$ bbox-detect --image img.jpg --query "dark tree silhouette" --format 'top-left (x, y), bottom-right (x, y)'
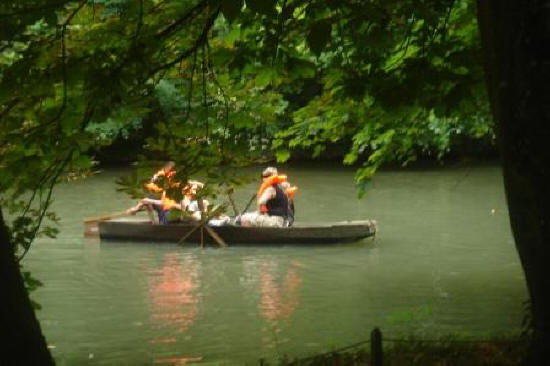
top-left (477, 1), bottom-right (550, 364)
top-left (0, 209), bottom-right (54, 365)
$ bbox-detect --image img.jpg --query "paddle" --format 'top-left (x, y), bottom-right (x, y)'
top-left (83, 210), bottom-right (130, 223)
top-left (234, 193), bottom-right (257, 225)
top-left (83, 210), bottom-right (131, 237)
top-left (242, 192), bottom-right (257, 213)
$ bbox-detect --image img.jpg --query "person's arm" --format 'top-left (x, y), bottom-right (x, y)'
top-left (280, 181), bottom-right (290, 190)
top-left (258, 186), bottom-right (275, 205)
top-left (151, 170), bottom-right (163, 182)
top-left (258, 186), bottom-right (275, 213)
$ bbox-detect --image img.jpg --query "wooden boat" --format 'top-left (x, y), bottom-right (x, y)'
top-left (94, 218), bottom-right (377, 245)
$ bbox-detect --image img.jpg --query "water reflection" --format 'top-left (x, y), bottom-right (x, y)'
top-left (153, 356), bottom-right (203, 365)
top-left (148, 253), bottom-right (200, 336)
top-left (258, 260), bottom-right (303, 330)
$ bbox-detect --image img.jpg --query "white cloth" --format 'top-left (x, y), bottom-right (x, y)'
top-left (187, 200), bottom-right (200, 212)
top-left (208, 215), bottom-right (231, 226)
top-left (240, 211), bottom-right (285, 227)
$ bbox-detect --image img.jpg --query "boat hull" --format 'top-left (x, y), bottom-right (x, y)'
top-left (97, 219), bottom-right (376, 245)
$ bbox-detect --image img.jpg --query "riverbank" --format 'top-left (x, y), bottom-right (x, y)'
top-left (272, 335), bottom-right (527, 366)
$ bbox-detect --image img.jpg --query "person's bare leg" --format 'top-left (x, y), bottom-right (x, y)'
top-left (141, 199), bottom-right (163, 225)
top-left (145, 205), bottom-right (157, 224)
top-left (126, 201), bottom-right (144, 215)
top-left (127, 198), bottom-right (160, 224)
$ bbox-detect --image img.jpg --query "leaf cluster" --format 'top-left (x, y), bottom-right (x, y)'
top-left (0, 0), bottom-right (494, 264)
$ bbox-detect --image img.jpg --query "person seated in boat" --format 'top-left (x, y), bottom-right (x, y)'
top-left (180, 180), bottom-right (209, 221)
top-left (239, 167), bottom-right (297, 227)
top-left (151, 161), bottom-right (176, 185)
top-left (180, 181), bottom-right (231, 226)
top-left (127, 178), bottom-right (209, 224)
top-left (127, 161), bottom-right (184, 224)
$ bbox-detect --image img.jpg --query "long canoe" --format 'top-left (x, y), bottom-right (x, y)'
top-left (96, 218), bottom-right (377, 245)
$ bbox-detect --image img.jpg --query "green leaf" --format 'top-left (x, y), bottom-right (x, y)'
top-left (306, 20), bottom-right (332, 55)
top-left (275, 149), bottom-right (290, 162)
top-left (343, 152), bottom-right (357, 165)
top-left (288, 58), bottom-right (316, 79)
top-left (255, 67), bottom-right (275, 88)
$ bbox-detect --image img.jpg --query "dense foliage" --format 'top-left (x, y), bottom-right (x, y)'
top-left (0, 0), bottom-right (490, 268)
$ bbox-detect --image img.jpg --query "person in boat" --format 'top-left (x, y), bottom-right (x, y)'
top-left (180, 180), bottom-right (233, 225)
top-left (180, 180), bottom-right (209, 221)
top-left (127, 178), bottom-right (209, 224)
top-left (127, 162), bottom-right (207, 224)
top-left (126, 161), bottom-right (177, 224)
top-left (239, 167), bottom-right (297, 227)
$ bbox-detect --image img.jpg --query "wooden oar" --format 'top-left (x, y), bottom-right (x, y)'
top-left (234, 193), bottom-right (257, 225)
top-left (203, 225), bottom-right (227, 247)
top-left (83, 210), bottom-right (130, 223)
top-left (83, 210), bottom-right (131, 237)
top-left (242, 193), bottom-right (257, 214)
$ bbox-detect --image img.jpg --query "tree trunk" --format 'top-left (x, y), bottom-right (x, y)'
top-left (0, 208), bottom-right (54, 365)
top-left (476, 1), bottom-right (550, 364)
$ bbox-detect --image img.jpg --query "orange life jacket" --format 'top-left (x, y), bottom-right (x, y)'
top-left (147, 169), bottom-right (178, 191)
top-left (286, 186), bottom-right (298, 199)
top-left (161, 197), bottom-right (178, 211)
top-left (152, 169), bottom-right (176, 181)
top-left (257, 174), bottom-right (288, 199)
top-left (257, 174), bottom-right (298, 213)
top-left (144, 182), bottom-right (163, 193)
top-left (145, 168), bottom-right (179, 208)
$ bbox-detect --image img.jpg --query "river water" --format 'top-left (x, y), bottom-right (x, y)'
top-left (25, 162), bottom-right (527, 365)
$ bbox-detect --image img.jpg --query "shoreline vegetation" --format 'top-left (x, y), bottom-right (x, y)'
top-left (90, 135), bottom-right (500, 167)
top-left (265, 333), bottom-right (528, 366)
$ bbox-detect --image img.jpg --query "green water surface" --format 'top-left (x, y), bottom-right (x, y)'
top-left (26, 163), bottom-right (526, 365)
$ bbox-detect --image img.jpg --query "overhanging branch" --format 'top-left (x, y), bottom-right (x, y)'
top-left (150, 7), bottom-right (220, 76)
top-left (155, 0), bottom-right (208, 39)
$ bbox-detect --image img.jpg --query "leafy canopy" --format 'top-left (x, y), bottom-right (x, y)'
top-left (0, 0), bottom-right (490, 264)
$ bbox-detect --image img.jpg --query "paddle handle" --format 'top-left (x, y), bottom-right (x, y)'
top-left (83, 210), bottom-right (129, 223)
top-left (241, 193), bottom-right (257, 214)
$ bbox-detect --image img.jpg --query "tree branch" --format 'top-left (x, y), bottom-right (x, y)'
top-left (150, 6), bottom-right (220, 76)
top-left (133, 0), bottom-right (144, 44)
top-left (0, 0), bottom-right (72, 18)
top-left (16, 100), bottom-right (95, 262)
top-left (0, 97), bottom-right (20, 122)
top-left (155, 0), bottom-right (208, 39)
top-left (47, 0), bottom-right (87, 128)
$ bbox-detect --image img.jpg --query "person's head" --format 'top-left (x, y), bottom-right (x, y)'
top-left (261, 167), bottom-right (277, 180)
top-left (184, 180), bottom-right (204, 197)
top-left (163, 161), bottom-right (175, 173)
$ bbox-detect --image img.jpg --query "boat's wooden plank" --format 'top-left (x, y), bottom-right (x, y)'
top-left (97, 219), bottom-right (376, 245)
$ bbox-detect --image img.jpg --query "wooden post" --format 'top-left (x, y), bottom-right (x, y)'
top-left (176, 203), bottom-right (227, 246)
top-left (197, 198), bottom-right (204, 220)
top-left (371, 327), bottom-right (383, 366)
top-left (200, 226), bottom-right (204, 248)
top-left (203, 225), bottom-right (227, 247)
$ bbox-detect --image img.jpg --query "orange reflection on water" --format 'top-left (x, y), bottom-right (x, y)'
top-left (154, 356), bottom-right (203, 365)
top-left (259, 260), bottom-right (302, 327)
top-left (148, 253), bottom-right (200, 333)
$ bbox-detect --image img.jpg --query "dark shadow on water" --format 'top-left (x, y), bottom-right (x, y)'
top-left (96, 236), bottom-right (377, 249)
